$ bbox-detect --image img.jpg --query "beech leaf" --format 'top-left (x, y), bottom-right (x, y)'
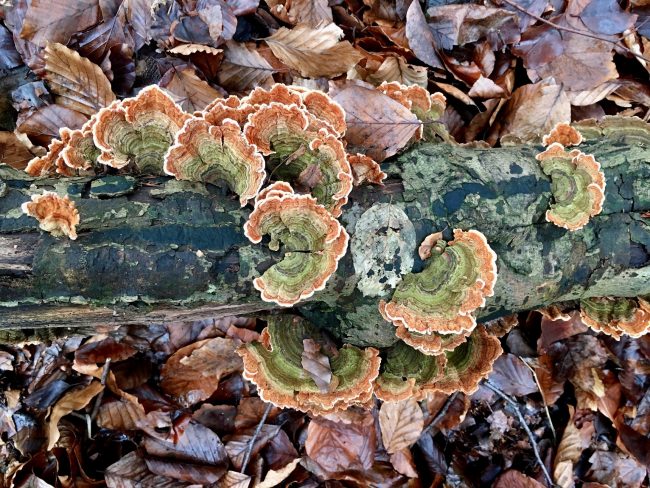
top-left (265, 0), bottom-right (333, 27)
top-left (366, 56), bottom-right (428, 87)
top-left (42, 43), bottom-right (116, 117)
top-left (218, 471), bottom-right (252, 488)
top-left (488, 354), bottom-right (538, 396)
top-left (217, 41), bottom-right (278, 91)
top-left (333, 85), bottom-right (420, 161)
top-left (16, 104), bottom-right (88, 147)
top-left (301, 338), bottom-right (333, 393)
top-left (265, 23), bottom-right (363, 78)
top-left (0, 131), bottom-right (34, 170)
top-left (19, 0), bottom-right (101, 47)
top-left (159, 65), bottom-right (224, 112)
top-left (379, 397), bottom-right (424, 454)
top-left (405, 0), bottom-right (443, 69)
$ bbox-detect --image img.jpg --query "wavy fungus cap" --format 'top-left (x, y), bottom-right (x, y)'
top-left (237, 316), bottom-right (380, 415)
top-left (380, 229), bottom-right (498, 335)
top-left (241, 83), bottom-right (304, 107)
top-left (244, 103), bottom-right (352, 216)
top-left (392, 317), bottom-right (470, 356)
top-left (536, 143), bottom-right (606, 231)
top-left (373, 341), bottom-right (446, 402)
top-left (347, 153), bottom-right (386, 186)
top-left (25, 138), bottom-right (70, 177)
top-left (93, 86), bottom-right (190, 174)
top-left (243, 186), bottom-right (349, 307)
top-left (202, 96), bottom-right (256, 127)
top-left (21, 191), bottom-right (80, 240)
top-left (580, 296), bottom-right (650, 339)
top-left (163, 118), bottom-right (266, 206)
top-left (542, 122), bottom-right (583, 147)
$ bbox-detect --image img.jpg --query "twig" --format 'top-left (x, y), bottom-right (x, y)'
top-left (499, 0), bottom-right (650, 64)
top-left (240, 401), bottom-right (273, 474)
top-left (422, 391), bottom-right (459, 435)
top-left (519, 356), bottom-right (556, 441)
top-left (485, 381), bottom-right (555, 488)
top-left (90, 358), bottom-right (111, 421)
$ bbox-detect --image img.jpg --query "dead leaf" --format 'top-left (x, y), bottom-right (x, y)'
top-left (0, 131), bottom-right (34, 169)
top-left (75, 337), bottom-right (137, 365)
top-left (405, 0), bottom-right (443, 69)
top-left (468, 75), bottom-right (506, 98)
top-left (96, 398), bottom-right (146, 431)
top-left (389, 448), bottom-right (418, 478)
top-left (265, 23), bottom-right (362, 78)
top-left (305, 409), bottom-right (375, 473)
top-left (0, 24), bottom-right (22, 70)
top-left (159, 65), bottom-right (224, 112)
top-left (20, 0), bottom-right (101, 47)
top-left (553, 406), bottom-right (595, 488)
top-left (217, 41), bottom-right (278, 91)
top-left (225, 424), bottom-right (281, 470)
top-left (105, 450), bottom-right (188, 487)
top-left (495, 79), bottom-right (570, 143)
top-left (588, 450), bottom-right (646, 487)
top-left (488, 354), bottom-right (537, 396)
top-left (144, 457), bottom-right (226, 485)
top-left (256, 458), bottom-right (301, 488)
top-left (42, 43), bottom-right (116, 116)
top-left (379, 398), bottom-right (424, 454)
top-left (16, 104), bottom-right (88, 146)
top-left (366, 56), bottom-right (428, 87)
top-left (301, 338), bottom-right (333, 393)
top-left (333, 84), bottom-right (420, 161)
top-left (493, 470), bottom-right (546, 487)
top-left (47, 381), bottom-right (103, 450)
top-left (160, 337), bottom-right (243, 407)
top-left (265, 0), bottom-right (333, 27)
top-left (218, 470), bottom-right (252, 488)
top-left (538, 312), bottom-right (588, 354)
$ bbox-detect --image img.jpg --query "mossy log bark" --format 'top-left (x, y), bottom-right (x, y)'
top-left (0, 119), bottom-right (649, 347)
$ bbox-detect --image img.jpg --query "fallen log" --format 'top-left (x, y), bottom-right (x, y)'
top-left (0, 117), bottom-right (649, 347)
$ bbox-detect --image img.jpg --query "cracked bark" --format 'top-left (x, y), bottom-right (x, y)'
top-left (0, 118), bottom-right (649, 347)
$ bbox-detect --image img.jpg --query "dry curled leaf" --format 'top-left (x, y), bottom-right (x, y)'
top-left (265, 23), bottom-right (362, 78)
top-left (218, 470), bottom-right (252, 488)
top-left (217, 41), bottom-right (278, 91)
top-left (0, 131), bottom-right (34, 170)
top-left (47, 381), bottom-right (103, 450)
top-left (20, 0), bottom-right (101, 47)
top-left (265, 0), bottom-right (333, 27)
top-left (366, 56), bottom-right (428, 87)
top-left (301, 338), bottom-right (333, 393)
top-left (333, 84), bottom-right (420, 161)
top-left (42, 43), bottom-right (116, 116)
top-left (159, 65), bottom-right (224, 112)
top-left (488, 354), bottom-right (537, 396)
top-left (16, 104), bottom-right (88, 147)
top-left (379, 398), bottom-right (424, 454)
top-left (405, 0), bottom-right (443, 69)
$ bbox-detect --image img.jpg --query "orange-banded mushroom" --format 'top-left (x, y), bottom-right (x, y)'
top-left (25, 138), bottom-right (71, 177)
top-left (536, 143), bottom-right (606, 231)
top-left (347, 153), bottom-right (386, 186)
top-left (580, 296), bottom-right (650, 339)
top-left (93, 86), bottom-right (190, 174)
top-left (542, 122), bottom-right (583, 147)
top-left (202, 96), bottom-right (256, 127)
top-left (394, 323), bottom-right (470, 356)
top-left (21, 191), bottom-right (80, 240)
top-left (237, 315), bottom-right (380, 415)
top-left (243, 103), bottom-right (352, 216)
top-left (244, 186), bottom-right (349, 307)
top-left (380, 229), bottom-right (498, 335)
top-left (163, 118), bottom-right (266, 206)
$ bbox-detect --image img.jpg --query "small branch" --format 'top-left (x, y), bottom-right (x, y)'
top-left (499, 0), bottom-right (650, 64)
top-left (485, 381), bottom-right (555, 488)
top-left (520, 356), bottom-right (556, 442)
top-left (90, 358), bottom-right (111, 421)
top-left (240, 401), bottom-right (273, 474)
top-left (422, 391), bottom-right (460, 435)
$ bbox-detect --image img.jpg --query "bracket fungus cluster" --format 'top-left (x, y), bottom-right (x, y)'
top-left (537, 123), bottom-right (606, 231)
top-left (237, 316), bottom-right (380, 415)
top-left (244, 183), bottom-right (349, 307)
top-left (580, 296), bottom-right (650, 339)
top-left (21, 191), bottom-right (80, 240)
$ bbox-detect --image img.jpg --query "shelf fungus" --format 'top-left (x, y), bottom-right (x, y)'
top-left (394, 325), bottom-right (470, 356)
top-left (347, 153), bottom-right (386, 186)
top-left (93, 86), bottom-right (190, 174)
top-left (377, 82), bottom-right (446, 140)
top-left (163, 118), bottom-right (266, 206)
top-left (244, 183), bottom-right (349, 307)
top-left (580, 296), bottom-right (650, 339)
top-left (536, 143), bottom-right (606, 231)
top-left (237, 316), bottom-right (380, 415)
top-left (542, 122), bottom-right (583, 147)
top-left (243, 103), bottom-right (353, 216)
top-left (379, 229), bottom-right (498, 335)
top-left (374, 326), bottom-right (502, 401)
top-left (21, 191), bottom-right (80, 240)
top-left (202, 96), bottom-right (256, 127)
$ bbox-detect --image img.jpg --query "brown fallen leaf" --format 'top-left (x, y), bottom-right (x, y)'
top-left (366, 55), bottom-right (428, 87)
top-left (16, 104), bottom-right (88, 147)
top-left (144, 419), bottom-right (228, 465)
top-left (389, 448), bottom-right (418, 478)
top-left (105, 450), bottom-right (188, 487)
top-left (305, 409), bottom-right (375, 473)
top-left (218, 470), bottom-right (252, 488)
top-left (144, 457), bottom-right (226, 485)
top-left (257, 458), bottom-right (301, 488)
top-left (494, 80), bottom-right (570, 144)
top-left (379, 397), bottom-right (424, 454)
top-left (588, 449), bottom-right (646, 487)
top-left (96, 397), bottom-right (146, 431)
top-left (553, 406), bottom-right (595, 488)
top-left (301, 338), bottom-right (333, 393)
top-left (333, 84), bottom-right (420, 161)
top-left (225, 424), bottom-right (281, 470)
top-left (47, 380), bottom-right (104, 450)
top-left (19, 0), bottom-right (101, 47)
top-left (159, 65), bottom-right (224, 112)
top-left (42, 43), bottom-right (116, 117)
top-left (265, 23), bottom-right (362, 78)
top-left (160, 337), bottom-right (243, 407)
top-left (217, 41), bottom-right (278, 91)
top-left (488, 354), bottom-right (537, 396)
top-left (0, 131), bottom-right (35, 170)
top-left (75, 336), bottom-right (137, 365)
top-left (493, 469), bottom-right (546, 487)
top-left (266, 0), bottom-right (333, 27)
top-left (405, 0), bottom-right (443, 69)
